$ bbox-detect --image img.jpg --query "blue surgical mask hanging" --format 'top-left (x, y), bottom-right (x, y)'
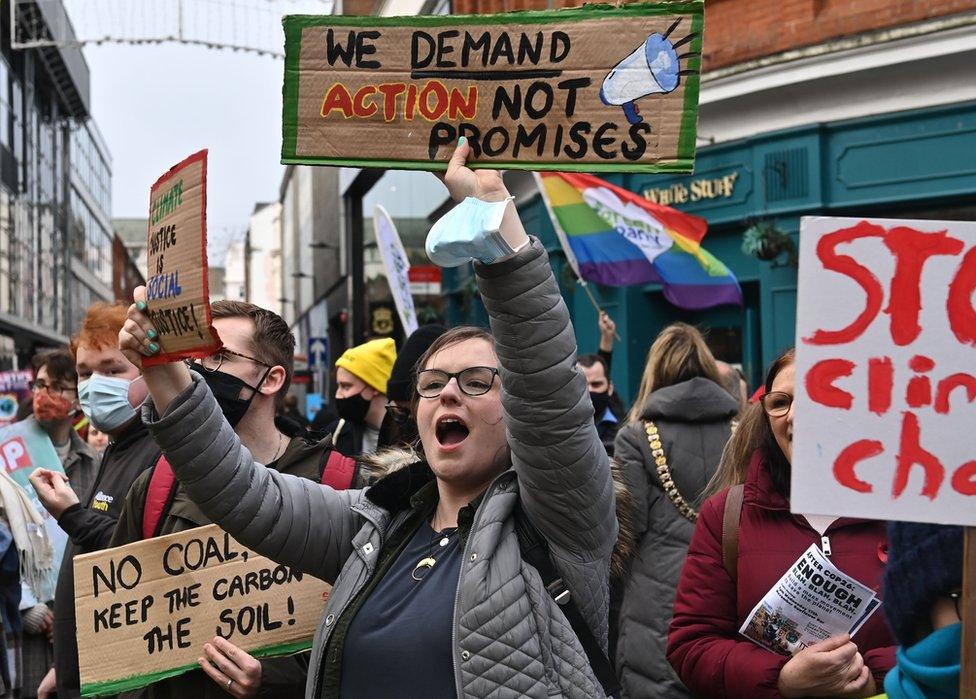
top-left (426, 196), bottom-right (516, 267)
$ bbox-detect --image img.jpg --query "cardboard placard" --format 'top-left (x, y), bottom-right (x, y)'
top-left (792, 216), bottom-right (976, 526)
top-left (282, 3), bottom-right (703, 173)
top-left (74, 524), bottom-right (331, 697)
top-left (143, 150), bottom-right (221, 366)
top-left (374, 204), bottom-right (419, 335)
top-left (0, 420), bottom-right (69, 606)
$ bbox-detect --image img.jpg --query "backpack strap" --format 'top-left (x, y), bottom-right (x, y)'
top-left (142, 455), bottom-right (180, 540)
top-left (722, 484), bottom-right (745, 582)
top-left (515, 507), bottom-right (622, 698)
top-left (320, 449), bottom-right (357, 490)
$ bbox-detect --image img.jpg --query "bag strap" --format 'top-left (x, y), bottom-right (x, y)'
top-left (644, 420), bottom-right (698, 523)
top-left (321, 449), bottom-right (357, 490)
top-left (514, 508), bottom-right (621, 698)
top-left (722, 484), bottom-right (745, 581)
top-left (142, 455), bottom-right (179, 540)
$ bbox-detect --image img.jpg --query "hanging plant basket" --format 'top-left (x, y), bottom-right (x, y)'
top-left (742, 221), bottom-right (798, 266)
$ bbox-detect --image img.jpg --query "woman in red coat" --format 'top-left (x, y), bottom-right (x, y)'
top-left (667, 350), bottom-right (896, 698)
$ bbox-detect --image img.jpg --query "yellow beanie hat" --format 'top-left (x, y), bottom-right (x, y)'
top-left (335, 338), bottom-right (397, 394)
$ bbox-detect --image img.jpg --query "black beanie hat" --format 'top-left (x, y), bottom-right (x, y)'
top-left (882, 521), bottom-right (963, 646)
top-left (386, 324), bottom-right (447, 402)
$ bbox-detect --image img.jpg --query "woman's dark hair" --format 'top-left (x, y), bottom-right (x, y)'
top-left (33, 349), bottom-right (78, 386)
top-left (704, 348), bottom-right (795, 498)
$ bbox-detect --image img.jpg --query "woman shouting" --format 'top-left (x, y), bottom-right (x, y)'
top-left (118, 140), bottom-right (617, 698)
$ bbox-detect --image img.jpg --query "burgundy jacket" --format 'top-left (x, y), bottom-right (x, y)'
top-left (666, 453), bottom-right (896, 698)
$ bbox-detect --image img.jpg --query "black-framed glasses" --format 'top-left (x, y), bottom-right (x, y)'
top-left (761, 391), bottom-right (793, 417)
top-left (416, 367), bottom-right (499, 398)
top-left (186, 348), bottom-right (272, 373)
top-left (385, 403), bottom-right (411, 425)
top-left (29, 380), bottom-right (77, 398)
top-left (948, 590), bottom-right (961, 619)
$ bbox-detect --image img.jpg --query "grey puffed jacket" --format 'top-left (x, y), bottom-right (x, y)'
top-left (612, 377), bottom-right (739, 698)
top-left (143, 238), bottom-right (617, 698)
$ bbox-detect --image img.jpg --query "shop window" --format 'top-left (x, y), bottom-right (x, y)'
top-left (0, 58), bottom-right (9, 150)
top-left (0, 187), bottom-right (11, 314)
top-left (764, 148), bottom-right (808, 201)
top-left (12, 79), bottom-right (23, 168)
top-left (705, 326), bottom-right (743, 365)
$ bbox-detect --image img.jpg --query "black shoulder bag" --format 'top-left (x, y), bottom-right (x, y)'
top-left (514, 508), bottom-right (622, 698)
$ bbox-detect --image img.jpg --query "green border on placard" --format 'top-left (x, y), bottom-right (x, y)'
top-left (280, 1), bottom-right (704, 173)
top-left (676, 9), bottom-right (703, 169)
top-left (80, 640), bottom-right (312, 697)
top-left (281, 15), bottom-right (303, 162)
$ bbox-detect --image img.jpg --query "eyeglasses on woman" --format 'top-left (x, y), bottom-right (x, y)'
top-left (761, 391), bottom-right (793, 417)
top-left (416, 367), bottom-right (499, 398)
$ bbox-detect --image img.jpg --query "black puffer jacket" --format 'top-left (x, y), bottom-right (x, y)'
top-left (612, 377), bottom-right (738, 698)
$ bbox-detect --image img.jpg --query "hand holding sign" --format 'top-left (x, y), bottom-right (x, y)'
top-left (199, 636), bottom-right (261, 698)
top-left (118, 285), bottom-right (194, 418)
top-left (442, 138), bottom-right (511, 204)
top-left (426, 139), bottom-right (530, 269)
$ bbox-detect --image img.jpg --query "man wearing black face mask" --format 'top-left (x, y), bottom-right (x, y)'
top-left (577, 311), bottom-right (626, 458)
top-left (578, 353), bottom-right (625, 458)
top-left (108, 300), bottom-right (364, 699)
top-left (377, 324), bottom-right (446, 450)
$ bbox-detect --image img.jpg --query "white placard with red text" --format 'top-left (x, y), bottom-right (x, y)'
top-left (792, 216), bottom-right (976, 526)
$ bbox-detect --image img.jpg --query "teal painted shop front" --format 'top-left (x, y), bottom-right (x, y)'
top-left (442, 100), bottom-right (976, 403)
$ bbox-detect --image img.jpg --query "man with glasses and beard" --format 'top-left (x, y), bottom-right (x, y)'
top-left (105, 300), bottom-right (364, 699)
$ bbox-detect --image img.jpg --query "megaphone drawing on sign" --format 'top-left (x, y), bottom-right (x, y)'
top-left (599, 19), bottom-right (699, 125)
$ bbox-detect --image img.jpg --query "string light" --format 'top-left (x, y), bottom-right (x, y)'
top-left (12, 0), bottom-right (335, 59)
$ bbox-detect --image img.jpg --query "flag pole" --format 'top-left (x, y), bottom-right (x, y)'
top-left (577, 278), bottom-right (621, 341)
top-left (533, 172), bottom-right (622, 342)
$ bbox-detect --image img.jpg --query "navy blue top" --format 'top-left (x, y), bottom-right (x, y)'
top-left (340, 520), bottom-right (462, 698)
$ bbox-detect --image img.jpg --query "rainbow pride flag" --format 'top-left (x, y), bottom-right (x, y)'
top-left (535, 172), bottom-right (742, 310)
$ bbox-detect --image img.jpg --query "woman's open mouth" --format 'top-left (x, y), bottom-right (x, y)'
top-left (436, 416), bottom-right (470, 448)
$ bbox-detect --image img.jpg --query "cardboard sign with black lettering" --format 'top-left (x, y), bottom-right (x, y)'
top-left (282, 2), bottom-right (704, 173)
top-left (74, 524), bottom-right (331, 696)
top-left (143, 150), bottom-right (221, 366)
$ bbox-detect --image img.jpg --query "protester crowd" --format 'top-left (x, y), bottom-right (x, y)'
top-left (0, 142), bottom-right (962, 699)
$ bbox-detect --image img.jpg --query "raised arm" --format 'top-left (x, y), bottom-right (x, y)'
top-left (476, 241), bottom-right (616, 562)
top-left (435, 140), bottom-right (615, 564)
top-left (118, 296), bottom-right (363, 581)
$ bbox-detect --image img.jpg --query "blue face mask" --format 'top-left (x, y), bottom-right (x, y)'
top-left (78, 375), bottom-right (142, 432)
top-left (426, 196), bottom-right (517, 267)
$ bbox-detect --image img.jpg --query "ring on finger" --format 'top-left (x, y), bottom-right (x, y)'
top-left (226, 678), bottom-right (233, 690)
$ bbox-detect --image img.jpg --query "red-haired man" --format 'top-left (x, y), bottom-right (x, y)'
top-left (31, 302), bottom-right (161, 698)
